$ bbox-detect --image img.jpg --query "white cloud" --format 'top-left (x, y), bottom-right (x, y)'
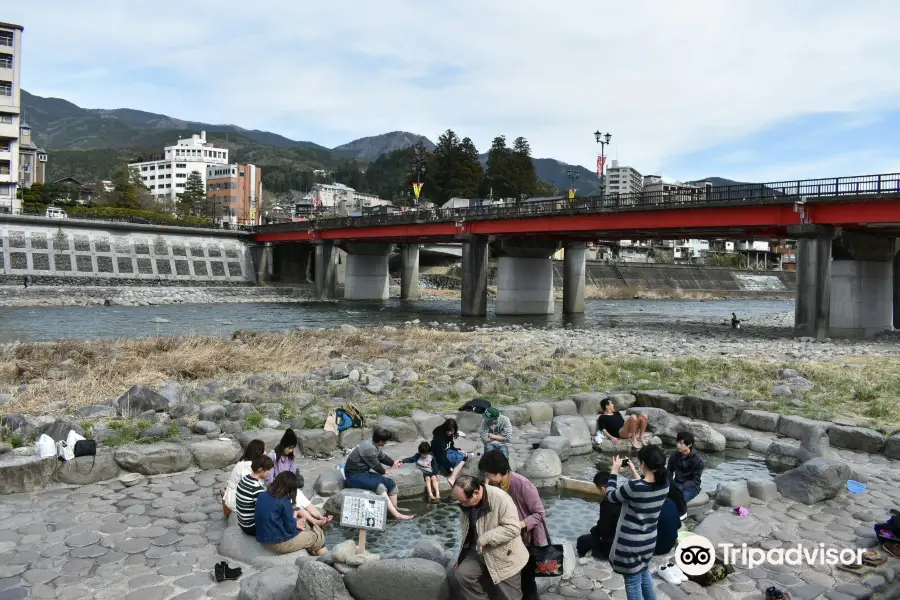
top-left (9, 0), bottom-right (900, 179)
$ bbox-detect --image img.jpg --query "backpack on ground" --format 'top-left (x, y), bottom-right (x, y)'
top-left (334, 409), bottom-right (354, 433)
top-left (341, 403), bottom-right (365, 429)
top-left (459, 398), bottom-right (491, 414)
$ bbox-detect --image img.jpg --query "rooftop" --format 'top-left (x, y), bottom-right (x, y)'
top-left (0, 22), bottom-right (24, 31)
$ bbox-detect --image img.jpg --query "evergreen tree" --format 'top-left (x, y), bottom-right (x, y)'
top-left (178, 171), bottom-right (206, 217)
top-left (109, 165), bottom-right (147, 209)
top-left (427, 130), bottom-right (483, 205)
top-left (482, 136), bottom-right (515, 199)
top-left (511, 136), bottom-right (539, 200)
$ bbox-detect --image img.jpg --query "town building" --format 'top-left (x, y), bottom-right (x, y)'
top-left (293, 182), bottom-right (390, 217)
top-left (604, 160), bottom-right (643, 196)
top-left (642, 175), bottom-right (712, 201)
top-left (0, 22), bottom-right (23, 214)
top-left (206, 164), bottom-right (263, 227)
top-left (128, 131), bottom-right (228, 204)
top-left (18, 121), bottom-right (46, 188)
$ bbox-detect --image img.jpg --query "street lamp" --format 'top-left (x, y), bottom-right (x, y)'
top-left (594, 131), bottom-right (612, 198)
top-left (566, 168), bottom-right (579, 201)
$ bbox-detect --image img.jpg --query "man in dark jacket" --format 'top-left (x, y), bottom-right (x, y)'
top-left (667, 431), bottom-right (704, 502)
top-left (576, 471), bottom-right (620, 559)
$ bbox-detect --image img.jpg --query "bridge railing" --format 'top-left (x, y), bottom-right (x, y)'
top-left (255, 172), bottom-right (900, 233)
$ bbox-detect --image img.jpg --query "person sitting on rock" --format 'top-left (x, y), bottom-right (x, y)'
top-left (401, 441), bottom-right (441, 502)
top-left (265, 428), bottom-right (298, 485)
top-left (667, 431), bottom-right (704, 503)
top-left (480, 408), bottom-right (513, 458)
top-left (222, 439), bottom-right (266, 517)
top-left (451, 475), bottom-right (530, 600)
top-left (293, 473), bottom-right (334, 527)
top-left (596, 398), bottom-right (649, 449)
top-left (344, 426), bottom-right (414, 520)
top-left (255, 471), bottom-right (328, 556)
top-left (432, 418), bottom-right (469, 486)
top-left (234, 454), bottom-right (274, 537)
top-left (479, 450), bottom-right (547, 600)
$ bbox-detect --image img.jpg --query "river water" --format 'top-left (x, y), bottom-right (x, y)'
top-left (0, 298), bottom-right (794, 343)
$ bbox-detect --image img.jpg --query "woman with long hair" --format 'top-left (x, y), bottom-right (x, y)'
top-left (254, 471), bottom-right (327, 555)
top-left (605, 446), bottom-right (670, 600)
top-left (221, 439), bottom-right (266, 516)
top-left (265, 428), bottom-right (298, 485)
top-left (431, 418), bottom-right (468, 485)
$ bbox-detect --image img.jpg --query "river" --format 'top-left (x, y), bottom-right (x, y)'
top-left (0, 298), bottom-right (794, 343)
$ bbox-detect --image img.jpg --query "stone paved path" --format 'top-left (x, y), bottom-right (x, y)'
top-left (0, 430), bottom-right (897, 600)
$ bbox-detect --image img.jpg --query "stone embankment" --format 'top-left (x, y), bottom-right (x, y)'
top-left (0, 285), bottom-right (312, 307)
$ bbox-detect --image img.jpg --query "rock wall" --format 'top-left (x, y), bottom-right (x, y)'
top-left (0, 215), bottom-right (254, 284)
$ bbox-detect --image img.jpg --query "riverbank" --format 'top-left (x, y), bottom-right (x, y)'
top-left (1, 311), bottom-right (898, 430)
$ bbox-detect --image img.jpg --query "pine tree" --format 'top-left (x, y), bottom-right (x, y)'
top-left (425, 130), bottom-right (484, 205)
top-left (178, 171), bottom-right (206, 218)
top-left (110, 165), bottom-right (147, 209)
top-left (482, 136), bottom-right (514, 199)
top-left (511, 136), bottom-right (538, 200)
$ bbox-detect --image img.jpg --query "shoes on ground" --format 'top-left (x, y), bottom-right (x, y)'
top-left (214, 561), bottom-right (242, 583)
top-left (656, 563), bottom-right (682, 585)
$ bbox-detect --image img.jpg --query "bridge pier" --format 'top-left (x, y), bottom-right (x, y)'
top-left (344, 242), bottom-right (393, 300)
top-left (563, 242), bottom-right (587, 314)
top-left (250, 242), bottom-right (274, 284)
top-left (272, 243), bottom-right (312, 283)
top-left (461, 236), bottom-right (489, 317)
top-left (793, 226), bottom-right (895, 339)
top-left (494, 239), bottom-right (561, 315)
top-left (314, 241), bottom-right (337, 300)
top-left (400, 244), bottom-right (420, 301)
top-left (894, 247), bottom-right (900, 329)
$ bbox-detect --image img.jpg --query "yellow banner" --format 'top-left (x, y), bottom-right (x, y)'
top-left (568, 188), bottom-right (576, 200)
top-left (413, 182), bottom-right (423, 199)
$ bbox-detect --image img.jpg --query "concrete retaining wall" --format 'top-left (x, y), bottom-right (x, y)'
top-left (0, 215), bottom-right (254, 284)
top-left (568, 263), bottom-right (796, 294)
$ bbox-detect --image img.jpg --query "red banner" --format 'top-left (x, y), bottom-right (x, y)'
top-left (596, 156), bottom-right (606, 178)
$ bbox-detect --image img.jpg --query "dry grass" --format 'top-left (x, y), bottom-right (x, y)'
top-left (582, 285), bottom-right (734, 300)
top-left (0, 328), bottom-right (471, 416)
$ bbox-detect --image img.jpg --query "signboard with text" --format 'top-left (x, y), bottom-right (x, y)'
top-left (340, 491), bottom-right (387, 531)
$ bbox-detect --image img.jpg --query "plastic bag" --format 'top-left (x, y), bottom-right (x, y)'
top-left (36, 434), bottom-right (56, 458)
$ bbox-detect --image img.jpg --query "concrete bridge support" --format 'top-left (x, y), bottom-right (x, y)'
top-left (343, 242), bottom-right (393, 300)
top-left (494, 239), bottom-right (561, 315)
top-left (272, 243), bottom-right (312, 283)
top-left (400, 244), bottom-right (420, 300)
top-left (250, 243), bottom-right (273, 284)
top-left (461, 236), bottom-right (489, 317)
top-left (563, 242), bottom-right (587, 314)
top-left (314, 241), bottom-right (337, 300)
top-left (793, 226), bottom-right (895, 339)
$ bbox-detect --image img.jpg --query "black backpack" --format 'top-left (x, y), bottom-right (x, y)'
top-left (458, 398), bottom-right (491, 414)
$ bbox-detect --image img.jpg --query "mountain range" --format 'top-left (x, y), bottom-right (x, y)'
top-left (23, 91), bottom-right (608, 193)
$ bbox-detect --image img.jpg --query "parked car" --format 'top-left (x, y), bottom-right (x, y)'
top-left (44, 207), bottom-right (67, 219)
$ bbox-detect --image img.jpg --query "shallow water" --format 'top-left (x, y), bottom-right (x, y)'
top-left (0, 298), bottom-right (794, 343)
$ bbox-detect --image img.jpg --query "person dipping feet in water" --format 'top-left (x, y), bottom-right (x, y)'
top-left (666, 431), bottom-right (704, 503)
top-left (344, 426), bottom-right (414, 520)
top-left (255, 471), bottom-right (328, 556)
top-left (596, 398), bottom-right (649, 449)
top-left (432, 418), bottom-right (469, 486)
top-left (401, 441), bottom-right (441, 502)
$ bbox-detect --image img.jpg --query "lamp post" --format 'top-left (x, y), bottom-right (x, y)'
top-left (566, 168), bottom-right (579, 201)
top-left (594, 130), bottom-right (612, 200)
top-left (410, 163), bottom-right (426, 208)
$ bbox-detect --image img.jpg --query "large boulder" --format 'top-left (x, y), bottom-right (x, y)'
top-left (338, 429), bottom-right (363, 450)
top-left (412, 539), bottom-right (448, 564)
top-left (114, 442), bottom-right (193, 475)
top-left (738, 409), bottom-right (780, 432)
top-left (634, 390), bottom-right (682, 413)
top-left (708, 425), bottom-right (751, 449)
top-left (550, 416), bottom-right (592, 454)
top-left (595, 435), bottom-right (663, 453)
top-left (411, 411), bottom-right (445, 439)
top-left (237, 428), bottom-right (286, 450)
top-left (626, 407), bottom-right (683, 439)
top-left (692, 509), bottom-right (774, 551)
top-left (678, 396), bottom-right (746, 424)
top-left (35, 419), bottom-right (85, 443)
top-left (500, 405), bottom-right (530, 427)
top-left (117, 384), bottom-right (170, 417)
top-left (765, 440), bottom-right (802, 471)
top-left (219, 518), bottom-right (308, 567)
top-left (53, 453), bottom-right (121, 485)
top-left (323, 489), bottom-right (383, 517)
top-left (295, 560), bottom-right (352, 600)
top-left (777, 415), bottom-right (830, 441)
top-left (189, 439), bottom-right (242, 470)
top-left (454, 411), bottom-right (483, 434)
top-left (388, 465), bottom-right (427, 498)
top-left (886, 434), bottom-right (900, 460)
top-left (344, 558), bottom-right (451, 600)
top-left (827, 425), bottom-right (885, 454)
top-left (157, 382), bottom-right (186, 407)
top-left (522, 402), bottom-right (554, 424)
top-left (774, 457), bottom-right (851, 505)
top-left (571, 392), bottom-right (608, 416)
top-left (375, 417), bottom-right (418, 443)
top-left (674, 421), bottom-right (726, 452)
top-left (237, 564), bottom-right (299, 600)
top-left (314, 470), bottom-right (346, 496)
top-left (552, 399), bottom-right (578, 416)
top-left (297, 430), bottom-right (338, 456)
top-left (715, 481), bottom-right (751, 507)
top-left (539, 436), bottom-right (571, 461)
top-left (0, 456), bottom-right (58, 494)
top-left (521, 449), bottom-right (562, 488)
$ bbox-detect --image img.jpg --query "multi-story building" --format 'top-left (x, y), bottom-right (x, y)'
top-left (0, 22), bottom-right (23, 213)
top-left (128, 131), bottom-right (228, 204)
top-left (18, 122), bottom-right (46, 188)
top-left (642, 175), bottom-right (712, 201)
top-left (206, 164), bottom-right (263, 226)
top-left (604, 160), bottom-right (643, 196)
top-left (295, 182), bottom-right (390, 217)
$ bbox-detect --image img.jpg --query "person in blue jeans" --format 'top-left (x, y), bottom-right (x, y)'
top-left (343, 426), bottom-right (413, 520)
top-left (479, 408), bottom-right (512, 457)
top-left (666, 431), bottom-right (704, 503)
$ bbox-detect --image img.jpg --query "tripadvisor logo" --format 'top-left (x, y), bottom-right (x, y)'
top-left (675, 534), bottom-right (865, 575)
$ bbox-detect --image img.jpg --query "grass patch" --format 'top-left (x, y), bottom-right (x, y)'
top-left (244, 413), bottom-right (263, 430)
top-left (165, 422), bottom-right (181, 438)
top-left (104, 420), bottom-right (141, 447)
top-left (279, 405), bottom-right (296, 421)
top-left (79, 421), bottom-right (94, 440)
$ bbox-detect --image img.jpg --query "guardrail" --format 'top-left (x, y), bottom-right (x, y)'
top-left (256, 172), bottom-right (900, 233)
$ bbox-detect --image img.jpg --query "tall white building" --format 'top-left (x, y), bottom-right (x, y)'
top-left (294, 182), bottom-right (390, 216)
top-left (128, 131), bottom-right (228, 203)
top-left (0, 22), bottom-right (23, 214)
top-left (605, 160), bottom-right (642, 196)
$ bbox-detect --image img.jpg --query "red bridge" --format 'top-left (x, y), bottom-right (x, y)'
top-left (251, 173), bottom-right (900, 339)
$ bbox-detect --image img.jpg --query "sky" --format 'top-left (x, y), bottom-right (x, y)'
top-left (7, 0), bottom-right (900, 183)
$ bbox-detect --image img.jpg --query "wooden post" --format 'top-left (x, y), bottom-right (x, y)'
top-left (357, 529), bottom-right (366, 554)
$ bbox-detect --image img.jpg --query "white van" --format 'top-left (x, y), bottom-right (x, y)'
top-left (45, 207), bottom-right (67, 219)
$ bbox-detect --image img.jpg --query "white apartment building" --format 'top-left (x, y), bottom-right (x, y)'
top-left (605, 160), bottom-right (643, 196)
top-left (298, 182), bottom-right (390, 216)
top-left (0, 22), bottom-right (23, 214)
top-left (128, 131), bottom-right (228, 203)
top-left (642, 175), bottom-right (712, 200)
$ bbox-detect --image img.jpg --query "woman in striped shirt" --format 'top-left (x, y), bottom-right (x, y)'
top-left (606, 446), bottom-right (670, 600)
top-left (235, 455), bottom-right (275, 536)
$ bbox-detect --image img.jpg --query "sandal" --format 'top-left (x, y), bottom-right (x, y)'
top-left (836, 562), bottom-right (868, 575)
top-left (766, 587), bottom-right (791, 600)
top-left (884, 542), bottom-right (900, 559)
top-left (862, 550), bottom-right (886, 566)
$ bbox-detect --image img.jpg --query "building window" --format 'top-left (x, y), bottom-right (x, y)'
top-left (0, 114), bottom-right (11, 124)
top-left (0, 81), bottom-right (11, 96)
top-left (0, 32), bottom-right (11, 47)
top-left (0, 141), bottom-right (8, 152)
top-left (176, 183), bottom-right (184, 188)
top-left (176, 173), bottom-right (186, 178)
top-left (176, 163), bottom-right (186, 168)
top-left (0, 160), bottom-right (9, 175)
top-left (0, 54), bottom-right (11, 69)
